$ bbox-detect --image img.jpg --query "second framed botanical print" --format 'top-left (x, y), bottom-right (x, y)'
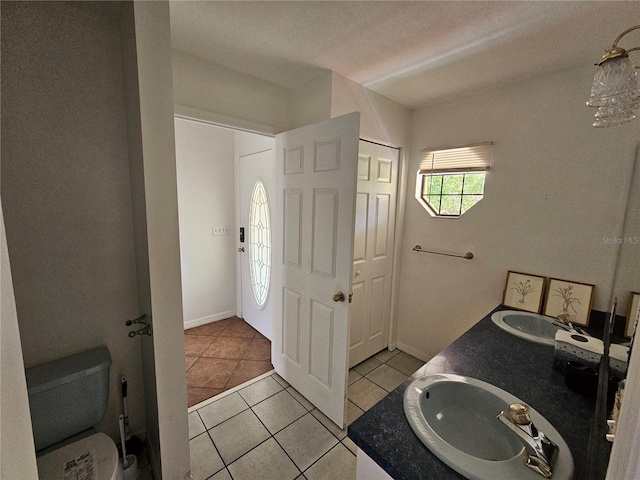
top-left (543, 278), bottom-right (595, 326)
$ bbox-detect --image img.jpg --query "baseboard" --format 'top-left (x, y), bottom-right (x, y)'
top-left (183, 311), bottom-right (236, 331)
top-left (396, 341), bottom-right (433, 363)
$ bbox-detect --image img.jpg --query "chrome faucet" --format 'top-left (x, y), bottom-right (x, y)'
top-left (552, 313), bottom-right (588, 336)
top-left (498, 403), bottom-right (559, 478)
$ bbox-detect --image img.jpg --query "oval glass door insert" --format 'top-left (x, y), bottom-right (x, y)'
top-left (249, 179), bottom-right (271, 308)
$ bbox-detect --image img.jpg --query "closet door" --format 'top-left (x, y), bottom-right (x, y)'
top-left (349, 141), bottom-right (399, 367)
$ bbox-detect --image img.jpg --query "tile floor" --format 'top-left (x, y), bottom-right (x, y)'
top-left (188, 348), bottom-right (424, 480)
top-left (185, 317), bottom-right (273, 407)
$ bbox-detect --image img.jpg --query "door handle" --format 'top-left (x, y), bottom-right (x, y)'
top-left (333, 291), bottom-right (345, 302)
top-left (238, 247), bottom-right (245, 253)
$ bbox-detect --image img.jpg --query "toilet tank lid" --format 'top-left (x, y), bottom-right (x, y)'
top-left (26, 347), bottom-right (112, 396)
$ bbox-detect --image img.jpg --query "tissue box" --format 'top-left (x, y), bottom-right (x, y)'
top-left (553, 330), bottom-right (629, 378)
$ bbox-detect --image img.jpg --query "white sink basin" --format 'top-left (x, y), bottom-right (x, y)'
top-left (491, 310), bottom-right (562, 346)
top-left (404, 374), bottom-right (574, 480)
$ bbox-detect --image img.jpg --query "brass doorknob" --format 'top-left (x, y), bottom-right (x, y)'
top-left (238, 247), bottom-right (245, 253)
top-left (333, 291), bottom-right (345, 302)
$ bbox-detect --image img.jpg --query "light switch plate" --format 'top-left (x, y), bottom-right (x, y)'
top-left (213, 225), bottom-right (230, 236)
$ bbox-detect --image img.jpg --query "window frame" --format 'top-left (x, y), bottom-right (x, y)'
top-left (415, 142), bottom-right (492, 218)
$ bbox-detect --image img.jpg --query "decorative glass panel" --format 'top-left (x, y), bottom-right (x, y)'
top-left (249, 180), bottom-right (271, 308)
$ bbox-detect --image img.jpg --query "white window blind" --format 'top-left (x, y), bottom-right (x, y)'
top-left (420, 142), bottom-right (493, 174)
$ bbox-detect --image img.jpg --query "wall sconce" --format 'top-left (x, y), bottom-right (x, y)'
top-left (586, 25), bottom-right (639, 128)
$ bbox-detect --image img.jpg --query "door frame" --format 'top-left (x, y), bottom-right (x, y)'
top-left (175, 107), bottom-right (408, 362)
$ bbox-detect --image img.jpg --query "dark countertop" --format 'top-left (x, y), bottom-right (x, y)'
top-left (348, 305), bottom-right (597, 480)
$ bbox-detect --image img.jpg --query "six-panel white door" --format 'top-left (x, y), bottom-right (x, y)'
top-left (349, 141), bottom-right (399, 367)
top-left (272, 112), bottom-right (360, 428)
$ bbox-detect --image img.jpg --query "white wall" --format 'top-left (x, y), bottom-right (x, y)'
top-left (1, 204), bottom-right (38, 480)
top-left (1, 1), bottom-right (145, 443)
top-left (331, 72), bottom-right (411, 148)
top-left (175, 118), bottom-right (237, 328)
top-left (290, 71), bottom-right (333, 129)
top-left (397, 65), bottom-right (639, 360)
top-left (172, 50), bottom-right (292, 134)
top-left (131, 3), bottom-right (190, 478)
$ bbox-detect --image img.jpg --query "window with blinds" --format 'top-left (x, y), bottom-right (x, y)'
top-left (416, 142), bottom-right (492, 217)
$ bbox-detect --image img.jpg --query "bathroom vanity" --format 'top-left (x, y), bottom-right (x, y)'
top-left (347, 305), bottom-right (600, 480)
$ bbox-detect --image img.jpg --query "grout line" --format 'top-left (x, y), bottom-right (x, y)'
top-left (300, 441), bottom-right (350, 476)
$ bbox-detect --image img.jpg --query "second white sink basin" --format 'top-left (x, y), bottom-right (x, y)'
top-left (404, 374), bottom-right (574, 480)
top-left (491, 310), bottom-right (561, 346)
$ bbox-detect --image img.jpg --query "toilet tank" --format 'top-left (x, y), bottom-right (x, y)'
top-left (26, 347), bottom-right (112, 451)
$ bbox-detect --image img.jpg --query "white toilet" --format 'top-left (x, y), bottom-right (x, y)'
top-left (26, 347), bottom-right (124, 480)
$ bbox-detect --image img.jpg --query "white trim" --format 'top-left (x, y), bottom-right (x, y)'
top-left (183, 311), bottom-right (236, 331)
top-left (174, 104), bottom-right (280, 136)
top-left (396, 341), bottom-right (433, 364)
top-left (388, 147), bottom-right (407, 350)
top-left (235, 141), bottom-right (243, 320)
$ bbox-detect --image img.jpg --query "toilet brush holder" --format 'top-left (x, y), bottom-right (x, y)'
top-left (122, 454), bottom-right (139, 480)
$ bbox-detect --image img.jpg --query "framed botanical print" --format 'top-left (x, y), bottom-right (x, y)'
top-left (543, 278), bottom-right (595, 327)
top-left (625, 292), bottom-right (640, 338)
top-left (502, 271), bottom-right (546, 313)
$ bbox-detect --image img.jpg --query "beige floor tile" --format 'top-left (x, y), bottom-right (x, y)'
top-left (310, 408), bottom-right (347, 440)
top-left (209, 469), bottom-right (232, 480)
top-left (304, 443), bottom-right (356, 480)
top-left (347, 378), bottom-right (387, 412)
top-left (209, 409), bottom-right (270, 464)
top-left (190, 432), bottom-right (224, 480)
top-left (198, 392), bottom-right (249, 429)
top-left (286, 386), bottom-right (314, 410)
top-left (347, 401), bottom-right (364, 425)
top-left (238, 375), bottom-right (283, 406)
top-left (342, 437), bottom-right (357, 455)
top-left (385, 351), bottom-right (424, 376)
top-left (374, 349), bottom-right (401, 362)
top-left (365, 364), bottom-right (408, 392)
top-left (348, 369), bottom-right (362, 385)
top-left (352, 356), bottom-right (383, 376)
top-left (275, 414), bottom-right (338, 471)
top-left (252, 390), bottom-right (307, 434)
top-left (228, 438), bottom-right (299, 480)
top-left (272, 373), bottom-right (290, 388)
top-left (188, 411), bottom-right (206, 439)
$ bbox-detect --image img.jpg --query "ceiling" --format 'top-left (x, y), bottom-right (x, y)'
top-left (169, 1), bottom-right (640, 110)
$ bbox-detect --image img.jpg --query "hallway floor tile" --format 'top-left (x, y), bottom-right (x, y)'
top-left (188, 348), bottom-right (422, 480)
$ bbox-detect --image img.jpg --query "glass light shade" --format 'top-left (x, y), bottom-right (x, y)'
top-left (587, 55), bottom-right (639, 127)
top-left (587, 56), bottom-right (639, 107)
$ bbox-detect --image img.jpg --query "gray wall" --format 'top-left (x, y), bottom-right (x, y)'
top-left (1, 2), bottom-right (145, 442)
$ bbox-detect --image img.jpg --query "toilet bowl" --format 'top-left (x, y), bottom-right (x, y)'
top-left (26, 347), bottom-right (123, 480)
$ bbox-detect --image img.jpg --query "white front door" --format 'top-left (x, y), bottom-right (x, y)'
top-left (239, 149), bottom-right (275, 339)
top-left (349, 141), bottom-right (399, 367)
top-left (272, 112), bottom-right (360, 428)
